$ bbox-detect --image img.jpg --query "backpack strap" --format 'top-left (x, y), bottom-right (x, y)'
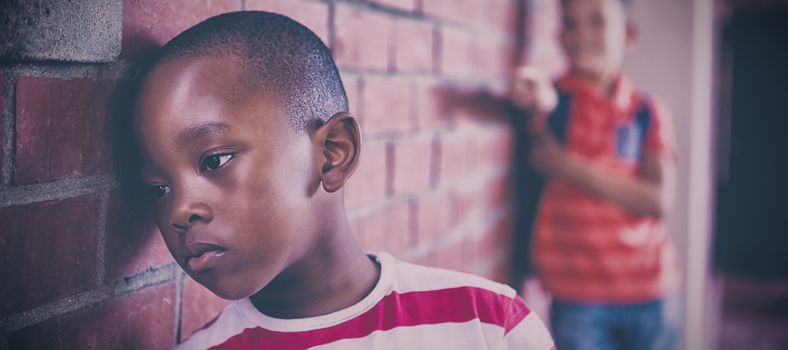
top-left (511, 91), bottom-right (574, 285)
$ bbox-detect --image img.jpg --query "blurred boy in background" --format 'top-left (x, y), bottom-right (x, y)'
top-left (511, 0), bottom-right (681, 349)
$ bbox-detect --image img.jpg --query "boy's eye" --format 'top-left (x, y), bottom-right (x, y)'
top-left (149, 184), bottom-right (170, 199)
top-left (200, 154), bottom-right (234, 172)
top-left (563, 17), bottom-right (576, 31)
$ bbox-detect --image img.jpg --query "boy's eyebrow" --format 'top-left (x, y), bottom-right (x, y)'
top-left (176, 122), bottom-right (232, 146)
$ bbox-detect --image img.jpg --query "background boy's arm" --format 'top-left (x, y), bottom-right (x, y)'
top-left (530, 130), bottom-right (675, 218)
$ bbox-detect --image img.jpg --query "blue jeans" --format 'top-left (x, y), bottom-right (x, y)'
top-left (550, 298), bottom-right (679, 350)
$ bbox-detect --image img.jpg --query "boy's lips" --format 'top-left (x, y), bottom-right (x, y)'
top-left (185, 241), bottom-right (226, 273)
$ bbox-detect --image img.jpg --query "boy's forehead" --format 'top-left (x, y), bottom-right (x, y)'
top-left (134, 55), bottom-right (287, 147)
top-left (563, 0), bottom-right (627, 17)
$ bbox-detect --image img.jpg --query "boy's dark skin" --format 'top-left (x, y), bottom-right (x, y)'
top-left (134, 54), bottom-right (380, 318)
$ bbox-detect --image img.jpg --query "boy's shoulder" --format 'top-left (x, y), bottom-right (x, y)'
top-left (387, 253), bottom-right (519, 299)
top-left (175, 253), bottom-right (554, 349)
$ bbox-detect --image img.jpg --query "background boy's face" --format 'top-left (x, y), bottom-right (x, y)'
top-left (134, 56), bottom-right (319, 300)
top-left (561, 0), bottom-right (634, 81)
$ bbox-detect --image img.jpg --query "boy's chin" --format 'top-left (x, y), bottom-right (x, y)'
top-left (190, 271), bottom-right (267, 301)
top-left (572, 62), bottom-right (609, 80)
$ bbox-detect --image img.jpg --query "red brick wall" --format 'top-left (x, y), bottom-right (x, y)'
top-left (0, 0), bottom-right (525, 347)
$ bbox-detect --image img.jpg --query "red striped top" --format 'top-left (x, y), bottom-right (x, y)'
top-left (176, 253), bottom-right (555, 349)
top-left (532, 74), bottom-right (682, 303)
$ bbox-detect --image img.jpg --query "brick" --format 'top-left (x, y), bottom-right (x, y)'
top-left (439, 26), bottom-right (476, 79)
top-left (372, 0), bottom-right (417, 12)
top-left (332, 3), bottom-right (392, 71)
top-left (483, 0), bottom-right (519, 34)
top-left (0, 0), bottom-right (121, 62)
top-left (105, 190), bottom-right (173, 282)
top-left (438, 130), bottom-right (469, 184)
top-left (181, 277), bottom-right (232, 340)
top-left (8, 282), bottom-right (176, 349)
top-left (414, 190), bottom-right (451, 243)
top-left (391, 137), bottom-right (433, 195)
top-left (345, 141), bottom-right (389, 210)
top-left (476, 37), bottom-right (514, 79)
top-left (415, 81), bottom-right (453, 131)
top-left (479, 216), bottom-right (511, 255)
top-left (121, 0), bottom-right (239, 59)
top-left (358, 202), bottom-right (412, 255)
top-left (0, 76), bottom-right (4, 172)
top-left (486, 256), bottom-right (511, 284)
top-left (432, 240), bottom-right (463, 271)
top-left (449, 178), bottom-right (491, 226)
top-left (0, 195), bottom-right (99, 315)
top-left (409, 250), bottom-right (436, 267)
top-left (246, 0), bottom-right (329, 43)
top-left (343, 75), bottom-right (361, 117)
top-left (461, 234), bottom-right (478, 273)
top-left (361, 77), bottom-right (414, 137)
top-left (423, 0), bottom-right (474, 25)
top-left (484, 174), bottom-right (511, 211)
top-left (393, 19), bottom-right (434, 73)
top-left (462, 129), bottom-right (481, 172)
top-left (427, 1), bottom-right (486, 28)
top-left (14, 76), bottom-right (115, 185)
top-left (477, 127), bottom-right (514, 168)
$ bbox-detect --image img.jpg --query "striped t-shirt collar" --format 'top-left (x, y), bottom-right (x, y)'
top-left (557, 73), bottom-right (637, 113)
top-left (236, 252), bottom-right (394, 332)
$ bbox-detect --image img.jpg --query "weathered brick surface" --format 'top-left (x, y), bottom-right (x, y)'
top-left (439, 26), bottom-right (477, 78)
top-left (1, 0), bottom-right (526, 343)
top-left (121, 0), bottom-right (240, 58)
top-left (372, 0), bottom-right (418, 12)
top-left (8, 282), bottom-right (177, 349)
top-left (476, 216), bottom-right (513, 262)
top-left (15, 77), bottom-right (115, 184)
top-left (438, 130), bottom-right (470, 184)
top-left (361, 77), bottom-right (414, 137)
top-left (104, 191), bottom-right (173, 282)
top-left (423, 0), bottom-right (474, 24)
top-left (431, 239), bottom-right (464, 271)
top-left (180, 277), bottom-right (233, 340)
top-left (345, 141), bottom-right (389, 210)
top-left (415, 81), bottom-right (453, 131)
top-left (415, 190), bottom-right (451, 242)
top-left (332, 3), bottom-right (393, 71)
top-left (0, 76), bottom-right (5, 172)
top-left (392, 136), bottom-right (433, 195)
top-left (394, 19), bottom-right (435, 73)
top-left (358, 202), bottom-right (413, 255)
top-left (0, 0), bottom-right (122, 62)
top-left (344, 75), bottom-right (362, 117)
top-left (478, 127), bottom-right (515, 167)
top-left (476, 36), bottom-right (514, 79)
top-left (246, 0), bottom-right (329, 43)
top-left (0, 196), bottom-right (99, 315)
top-left (482, 0), bottom-right (519, 33)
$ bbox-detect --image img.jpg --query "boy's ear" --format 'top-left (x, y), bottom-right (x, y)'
top-left (312, 112), bottom-right (361, 193)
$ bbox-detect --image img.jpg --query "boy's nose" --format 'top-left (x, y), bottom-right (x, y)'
top-left (169, 192), bottom-right (213, 233)
top-left (171, 213), bottom-right (207, 232)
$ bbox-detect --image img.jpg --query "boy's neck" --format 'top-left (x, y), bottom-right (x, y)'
top-left (571, 68), bottom-right (621, 97)
top-left (248, 201), bottom-right (380, 319)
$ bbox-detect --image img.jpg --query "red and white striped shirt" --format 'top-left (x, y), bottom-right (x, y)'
top-left (176, 253), bottom-right (554, 349)
top-left (533, 74), bottom-right (682, 303)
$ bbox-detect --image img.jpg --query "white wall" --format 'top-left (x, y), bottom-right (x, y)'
top-left (624, 0), bottom-right (716, 349)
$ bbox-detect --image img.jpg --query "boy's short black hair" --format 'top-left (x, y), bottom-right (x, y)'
top-left (561, 0), bottom-right (634, 20)
top-left (147, 11), bottom-right (348, 130)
